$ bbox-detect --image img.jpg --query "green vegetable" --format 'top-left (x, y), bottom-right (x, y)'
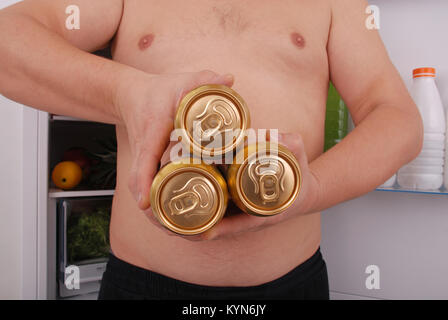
top-left (87, 137), bottom-right (117, 189)
top-left (67, 206), bottom-right (110, 264)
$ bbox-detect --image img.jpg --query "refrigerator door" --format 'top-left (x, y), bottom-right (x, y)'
top-left (57, 197), bottom-right (111, 298)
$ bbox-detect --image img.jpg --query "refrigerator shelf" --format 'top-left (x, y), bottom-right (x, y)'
top-left (49, 188), bottom-right (115, 198)
top-left (51, 115), bottom-right (93, 122)
top-left (375, 187), bottom-right (448, 196)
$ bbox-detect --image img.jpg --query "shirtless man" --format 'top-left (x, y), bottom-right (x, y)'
top-left (0, 0), bottom-right (422, 300)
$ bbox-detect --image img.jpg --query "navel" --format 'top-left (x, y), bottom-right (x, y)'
top-left (138, 34), bottom-right (154, 51)
top-left (291, 32), bottom-right (306, 49)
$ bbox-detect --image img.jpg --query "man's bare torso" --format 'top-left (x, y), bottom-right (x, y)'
top-left (109, 0), bottom-right (329, 286)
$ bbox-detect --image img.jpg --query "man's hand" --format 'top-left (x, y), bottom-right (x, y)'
top-left (144, 132), bottom-right (320, 241)
top-left (114, 70), bottom-right (234, 211)
top-left (198, 132), bottom-right (320, 241)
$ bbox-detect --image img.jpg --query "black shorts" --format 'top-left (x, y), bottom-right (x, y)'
top-left (98, 248), bottom-right (329, 300)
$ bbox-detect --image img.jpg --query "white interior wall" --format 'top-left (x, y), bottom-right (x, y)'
top-left (322, 0), bottom-right (448, 300)
top-left (0, 95), bottom-right (23, 299)
top-left (0, 0), bottom-right (23, 300)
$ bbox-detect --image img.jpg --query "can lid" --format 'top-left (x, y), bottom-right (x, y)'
top-left (175, 85), bottom-right (250, 157)
top-left (413, 67), bottom-right (436, 78)
top-left (150, 162), bottom-right (227, 235)
top-left (235, 143), bottom-right (301, 216)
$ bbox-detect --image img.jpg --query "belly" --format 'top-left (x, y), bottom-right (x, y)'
top-left (109, 43), bottom-right (327, 286)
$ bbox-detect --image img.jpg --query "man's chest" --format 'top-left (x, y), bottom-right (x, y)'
top-left (113, 0), bottom-right (331, 73)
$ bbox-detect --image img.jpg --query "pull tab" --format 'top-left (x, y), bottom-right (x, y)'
top-left (168, 191), bottom-right (199, 216)
top-left (167, 177), bottom-right (214, 218)
top-left (194, 98), bottom-right (237, 140)
top-left (194, 112), bottom-right (223, 139)
top-left (248, 159), bottom-right (286, 204)
top-left (192, 183), bottom-right (214, 209)
top-left (259, 174), bottom-right (280, 203)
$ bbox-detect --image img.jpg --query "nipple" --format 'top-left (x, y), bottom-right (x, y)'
top-left (291, 32), bottom-right (306, 49)
top-left (138, 34), bottom-right (155, 50)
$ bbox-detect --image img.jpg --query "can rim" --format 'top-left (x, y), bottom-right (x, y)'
top-left (174, 84), bottom-right (251, 157)
top-left (235, 143), bottom-right (302, 216)
top-left (150, 162), bottom-right (228, 235)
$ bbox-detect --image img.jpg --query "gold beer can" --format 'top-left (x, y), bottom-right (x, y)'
top-left (227, 143), bottom-right (302, 216)
top-left (174, 84), bottom-right (250, 157)
top-left (150, 160), bottom-right (228, 235)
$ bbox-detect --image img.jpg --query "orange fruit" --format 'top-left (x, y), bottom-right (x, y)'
top-left (52, 161), bottom-right (83, 190)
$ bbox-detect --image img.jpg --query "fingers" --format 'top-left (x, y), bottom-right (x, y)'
top-left (195, 70), bottom-right (235, 88)
top-left (277, 132), bottom-right (309, 169)
top-left (201, 213), bottom-right (269, 241)
top-left (134, 141), bottom-right (185, 210)
top-left (276, 132), bottom-right (321, 215)
top-left (175, 70), bottom-right (235, 106)
top-left (128, 119), bottom-right (172, 210)
top-left (129, 70), bottom-right (235, 211)
top-left (142, 207), bottom-right (196, 239)
top-left (199, 133), bottom-right (308, 241)
top-left (128, 151), bottom-right (158, 210)
top-left (160, 141), bottom-right (181, 167)
top-left (142, 206), bottom-right (222, 241)
top-left (128, 70), bottom-right (236, 225)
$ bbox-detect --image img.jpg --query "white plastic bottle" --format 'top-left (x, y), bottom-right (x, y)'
top-left (397, 67), bottom-right (445, 190)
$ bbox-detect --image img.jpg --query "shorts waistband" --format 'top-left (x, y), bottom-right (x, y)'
top-left (102, 247), bottom-right (325, 299)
